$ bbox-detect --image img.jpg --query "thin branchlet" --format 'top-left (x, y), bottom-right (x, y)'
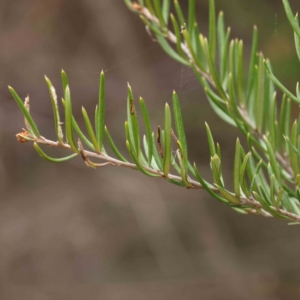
top-left (17, 130), bottom-right (300, 223)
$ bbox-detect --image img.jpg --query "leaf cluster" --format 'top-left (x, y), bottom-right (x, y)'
top-left (9, 0), bottom-right (300, 223)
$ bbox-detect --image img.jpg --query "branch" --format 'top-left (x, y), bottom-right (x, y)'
top-left (129, 2), bottom-right (294, 180)
top-left (18, 130), bottom-right (300, 223)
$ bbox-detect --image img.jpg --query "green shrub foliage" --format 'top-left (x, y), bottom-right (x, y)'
top-left (10, 0), bottom-right (300, 223)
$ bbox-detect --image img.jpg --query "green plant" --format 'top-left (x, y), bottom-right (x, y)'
top-left (9, 0), bottom-right (300, 223)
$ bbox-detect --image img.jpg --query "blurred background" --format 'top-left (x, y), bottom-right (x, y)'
top-left (1, 0), bottom-right (300, 299)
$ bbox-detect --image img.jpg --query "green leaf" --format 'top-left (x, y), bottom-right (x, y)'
top-left (233, 138), bottom-right (241, 198)
top-left (182, 30), bottom-right (205, 70)
top-left (8, 86), bottom-right (40, 137)
top-left (143, 135), bottom-right (160, 170)
top-left (82, 107), bottom-right (100, 153)
top-left (200, 35), bottom-right (227, 99)
top-left (162, 0), bottom-right (171, 24)
top-left (246, 26), bottom-right (258, 102)
top-left (228, 40), bottom-right (236, 87)
top-left (216, 185), bottom-right (240, 204)
top-left (294, 14), bottom-right (300, 62)
top-left (255, 53), bottom-right (265, 131)
top-left (62, 99), bottom-right (94, 150)
top-left (221, 27), bottom-right (231, 81)
top-left (172, 91), bottom-right (188, 172)
top-left (188, 0), bottom-right (196, 35)
top-left (166, 178), bottom-right (186, 187)
top-left (45, 76), bottom-right (64, 143)
top-left (279, 95), bottom-right (291, 152)
top-left (156, 33), bottom-right (190, 66)
top-left (264, 136), bottom-right (280, 183)
top-left (208, 0), bottom-right (216, 61)
top-left (140, 16), bottom-right (165, 36)
top-left (152, 132), bottom-right (163, 171)
top-left (61, 70), bottom-right (69, 98)
top-left (145, 0), bottom-right (155, 15)
top-left (237, 40), bottom-right (245, 104)
top-left (139, 97), bottom-right (153, 167)
top-left (240, 152), bottom-right (251, 197)
top-left (275, 189), bottom-right (284, 209)
top-left (163, 103), bottom-right (172, 177)
top-left (288, 120), bottom-right (299, 177)
top-left (97, 71), bottom-right (105, 150)
top-left (34, 143), bottom-right (77, 163)
top-left (254, 188), bottom-right (286, 219)
top-left (153, 0), bottom-right (167, 29)
top-left (192, 23), bottom-right (206, 70)
top-left (204, 87), bottom-right (236, 127)
top-left (65, 85), bottom-right (79, 153)
top-left (249, 159), bottom-right (263, 193)
top-left (205, 122), bottom-right (216, 156)
top-left (270, 174), bottom-right (276, 207)
top-left (283, 0), bottom-right (300, 38)
top-left (217, 11), bottom-right (225, 77)
top-left (174, 0), bottom-right (185, 27)
top-left (170, 13), bottom-right (185, 58)
top-left (211, 154), bottom-right (223, 187)
top-left (127, 83), bottom-right (140, 154)
top-left (269, 92), bottom-right (278, 149)
top-left (176, 147), bottom-right (191, 187)
top-left (284, 136), bottom-right (300, 157)
top-left (264, 60), bottom-right (300, 104)
top-left (105, 126), bottom-right (128, 162)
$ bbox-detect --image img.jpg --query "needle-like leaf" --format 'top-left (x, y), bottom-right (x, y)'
top-left (105, 126), bottom-right (128, 162)
top-left (246, 26), bottom-right (258, 101)
top-left (289, 120), bottom-right (299, 177)
top-left (82, 107), bottom-right (100, 153)
top-left (34, 143), bottom-right (77, 162)
top-left (162, 0), bottom-right (171, 25)
top-left (283, 0), bottom-right (300, 38)
top-left (255, 53), bottom-right (265, 131)
top-left (97, 71), bottom-right (105, 150)
top-left (163, 103), bottom-right (172, 177)
top-left (170, 13), bottom-right (185, 58)
top-left (233, 138), bottom-right (241, 198)
top-left (45, 76), bottom-right (64, 144)
top-left (172, 91), bottom-right (188, 172)
top-left (174, 0), bottom-right (185, 27)
top-left (9, 86), bottom-right (40, 137)
top-left (205, 122), bottom-right (216, 156)
top-left (65, 85), bottom-right (79, 153)
top-left (264, 60), bottom-right (300, 104)
top-left (208, 0), bottom-right (216, 61)
top-left (139, 97), bottom-right (153, 167)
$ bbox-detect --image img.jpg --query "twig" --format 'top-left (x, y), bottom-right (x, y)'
top-left (25, 132), bottom-right (300, 223)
